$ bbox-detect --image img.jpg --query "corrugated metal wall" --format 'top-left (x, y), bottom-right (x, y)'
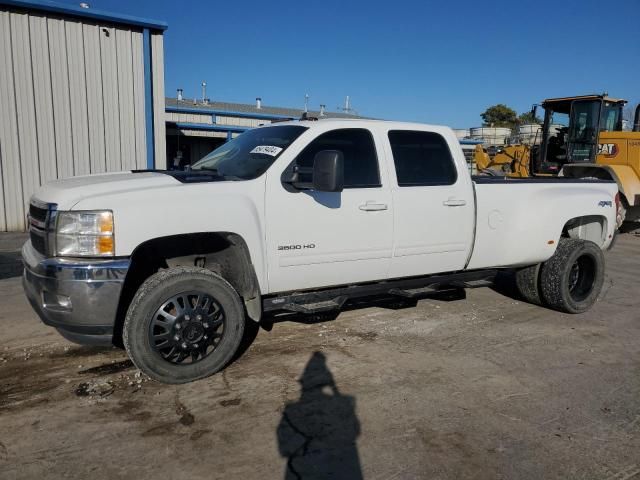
top-left (151, 32), bottom-right (166, 170)
top-left (0, 8), bottom-right (165, 231)
top-left (166, 112), bottom-right (214, 124)
top-left (216, 115), bottom-right (271, 128)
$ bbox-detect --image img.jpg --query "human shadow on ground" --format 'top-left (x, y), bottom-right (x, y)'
top-left (277, 351), bottom-right (363, 480)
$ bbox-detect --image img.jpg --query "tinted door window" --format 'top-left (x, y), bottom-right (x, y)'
top-left (294, 129), bottom-right (380, 188)
top-left (569, 100), bottom-right (599, 143)
top-left (388, 130), bottom-right (457, 186)
top-left (600, 102), bottom-right (621, 132)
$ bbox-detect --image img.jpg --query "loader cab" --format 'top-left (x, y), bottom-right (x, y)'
top-left (535, 95), bottom-right (626, 174)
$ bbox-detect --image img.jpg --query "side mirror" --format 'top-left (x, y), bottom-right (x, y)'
top-left (312, 150), bottom-right (344, 192)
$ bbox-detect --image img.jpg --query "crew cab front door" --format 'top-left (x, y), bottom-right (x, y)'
top-left (384, 129), bottom-right (474, 277)
top-left (265, 128), bottom-right (393, 293)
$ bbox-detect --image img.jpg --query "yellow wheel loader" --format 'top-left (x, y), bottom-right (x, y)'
top-left (474, 94), bottom-right (640, 226)
top-left (474, 144), bottom-right (532, 178)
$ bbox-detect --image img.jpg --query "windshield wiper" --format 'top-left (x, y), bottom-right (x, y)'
top-left (190, 167), bottom-right (243, 181)
top-left (196, 166), bottom-right (219, 174)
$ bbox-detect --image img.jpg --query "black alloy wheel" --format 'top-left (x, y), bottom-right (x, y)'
top-left (123, 266), bottom-right (246, 384)
top-left (150, 291), bottom-right (226, 364)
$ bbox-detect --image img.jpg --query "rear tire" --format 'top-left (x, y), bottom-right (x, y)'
top-left (123, 266), bottom-right (245, 384)
top-left (540, 239), bottom-right (604, 314)
top-left (515, 263), bottom-right (542, 305)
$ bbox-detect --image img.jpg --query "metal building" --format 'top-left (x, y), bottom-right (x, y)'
top-left (165, 97), bottom-right (362, 167)
top-left (0, 0), bottom-right (167, 231)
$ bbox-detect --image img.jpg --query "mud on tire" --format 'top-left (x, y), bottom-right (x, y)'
top-left (123, 266), bottom-right (246, 384)
top-left (540, 238), bottom-right (605, 314)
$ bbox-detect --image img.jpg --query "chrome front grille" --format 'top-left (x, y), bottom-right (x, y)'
top-left (28, 199), bottom-right (57, 256)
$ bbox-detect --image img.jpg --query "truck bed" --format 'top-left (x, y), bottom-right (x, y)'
top-left (467, 176), bottom-right (617, 271)
top-left (472, 176), bottom-right (615, 184)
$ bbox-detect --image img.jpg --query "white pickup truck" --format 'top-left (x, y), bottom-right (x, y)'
top-left (23, 119), bottom-right (620, 383)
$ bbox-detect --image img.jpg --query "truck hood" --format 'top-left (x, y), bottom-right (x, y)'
top-left (32, 171), bottom-right (180, 210)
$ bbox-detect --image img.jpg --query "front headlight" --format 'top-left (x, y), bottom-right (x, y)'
top-left (55, 211), bottom-right (115, 256)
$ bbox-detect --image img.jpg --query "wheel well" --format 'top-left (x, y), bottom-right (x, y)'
top-left (112, 232), bottom-right (261, 347)
top-left (562, 215), bottom-right (607, 246)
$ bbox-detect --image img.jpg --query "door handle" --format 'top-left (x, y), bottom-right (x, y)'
top-left (359, 201), bottom-right (388, 211)
top-left (443, 199), bottom-right (467, 207)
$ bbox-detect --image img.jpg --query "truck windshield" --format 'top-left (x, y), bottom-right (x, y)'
top-left (191, 125), bottom-right (307, 180)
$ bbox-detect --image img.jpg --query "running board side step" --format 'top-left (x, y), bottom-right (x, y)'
top-left (388, 285), bottom-right (440, 298)
top-left (451, 278), bottom-right (495, 288)
top-left (263, 269), bottom-right (497, 314)
top-left (280, 296), bottom-right (348, 314)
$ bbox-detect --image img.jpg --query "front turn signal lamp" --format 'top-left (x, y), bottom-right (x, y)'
top-left (55, 211), bottom-right (115, 257)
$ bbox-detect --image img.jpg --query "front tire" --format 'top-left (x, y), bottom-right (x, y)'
top-left (123, 266), bottom-right (245, 384)
top-left (540, 239), bottom-right (604, 314)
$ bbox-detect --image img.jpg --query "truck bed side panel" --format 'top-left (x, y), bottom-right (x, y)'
top-left (467, 181), bottom-right (617, 270)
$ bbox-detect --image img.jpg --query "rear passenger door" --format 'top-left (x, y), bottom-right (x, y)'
top-left (385, 129), bottom-right (474, 278)
top-left (265, 127), bottom-right (393, 292)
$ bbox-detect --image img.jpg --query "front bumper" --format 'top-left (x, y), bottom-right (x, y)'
top-left (21, 241), bottom-right (130, 346)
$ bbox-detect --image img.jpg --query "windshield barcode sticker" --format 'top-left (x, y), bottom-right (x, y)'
top-left (250, 145), bottom-right (283, 157)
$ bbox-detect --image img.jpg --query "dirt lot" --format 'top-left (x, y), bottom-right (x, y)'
top-left (1, 234), bottom-right (639, 480)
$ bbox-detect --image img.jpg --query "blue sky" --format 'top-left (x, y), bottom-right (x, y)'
top-left (88, 0), bottom-right (638, 127)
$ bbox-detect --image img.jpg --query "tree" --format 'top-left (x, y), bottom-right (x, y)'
top-left (518, 111), bottom-right (542, 125)
top-left (480, 104), bottom-right (518, 128)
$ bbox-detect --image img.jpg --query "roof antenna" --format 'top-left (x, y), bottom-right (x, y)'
top-left (339, 95), bottom-right (357, 115)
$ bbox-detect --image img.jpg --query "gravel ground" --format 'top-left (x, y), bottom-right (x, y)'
top-left (0, 234), bottom-right (638, 479)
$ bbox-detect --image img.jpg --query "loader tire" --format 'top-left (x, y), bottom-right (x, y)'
top-left (540, 239), bottom-right (604, 314)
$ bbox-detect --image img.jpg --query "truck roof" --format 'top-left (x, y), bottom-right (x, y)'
top-left (268, 117), bottom-right (453, 132)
